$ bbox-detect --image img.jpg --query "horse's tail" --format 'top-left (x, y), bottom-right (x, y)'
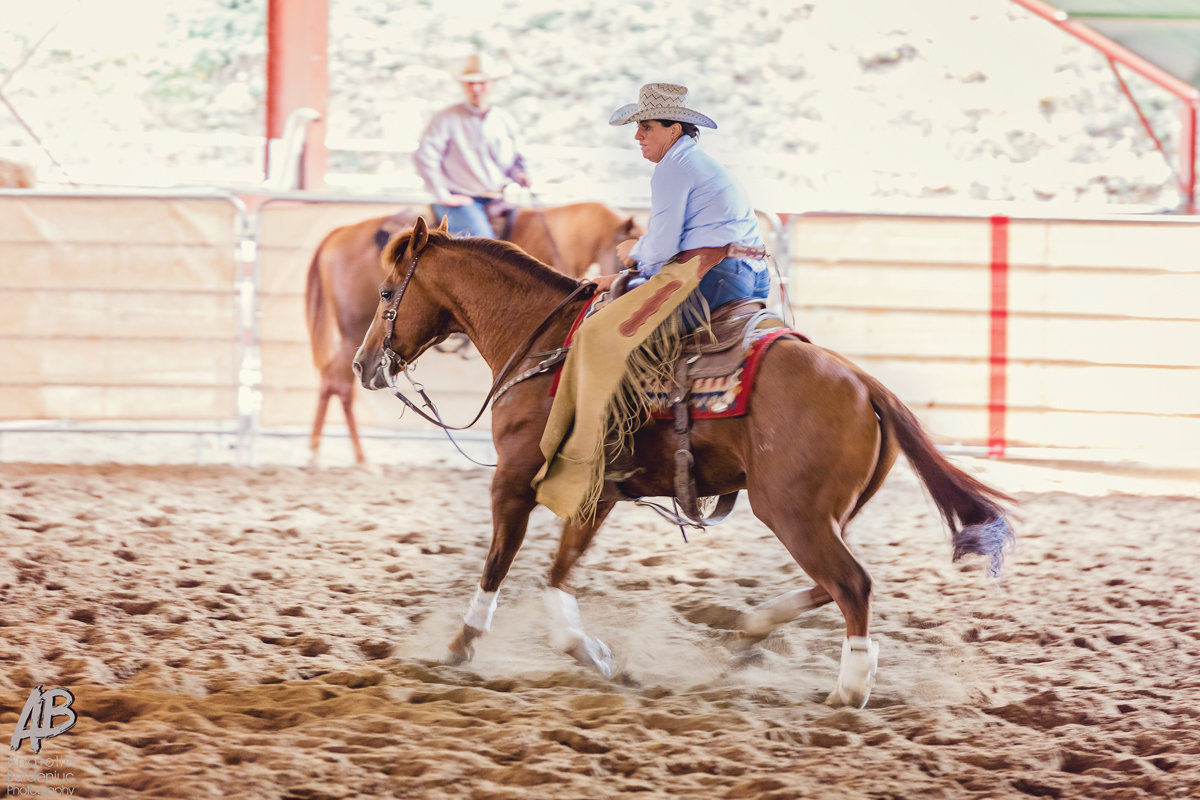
top-left (855, 363), bottom-right (1015, 577)
top-left (305, 231), bottom-right (338, 370)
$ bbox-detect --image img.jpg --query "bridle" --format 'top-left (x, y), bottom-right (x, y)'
top-left (376, 250), bottom-right (421, 377)
top-left (373, 240), bottom-right (597, 441)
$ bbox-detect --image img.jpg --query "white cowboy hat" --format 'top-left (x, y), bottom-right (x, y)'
top-left (608, 83), bottom-right (717, 129)
top-left (454, 53), bottom-right (512, 82)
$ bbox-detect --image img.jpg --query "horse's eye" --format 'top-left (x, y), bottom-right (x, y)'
top-left (380, 289), bottom-right (393, 302)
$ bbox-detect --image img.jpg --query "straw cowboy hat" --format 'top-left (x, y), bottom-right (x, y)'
top-left (608, 83), bottom-right (717, 129)
top-left (454, 53), bottom-right (512, 82)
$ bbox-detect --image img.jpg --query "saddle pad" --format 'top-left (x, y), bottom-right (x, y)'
top-left (645, 326), bottom-right (802, 419)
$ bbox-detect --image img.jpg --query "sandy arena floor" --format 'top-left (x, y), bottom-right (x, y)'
top-left (1, 433), bottom-right (1198, 799)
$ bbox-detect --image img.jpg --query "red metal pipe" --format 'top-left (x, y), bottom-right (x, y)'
top-left (1010, 0), bottom-right (1199, 212)
top-left (1181, 101), bottom-right (1198, 214)
top-left (265, 0), bottom-right (329, 189)
top-left (1106, 56), bottom-right (1187, 196)
top-left (1010, 0), bottom-right (1199, 100)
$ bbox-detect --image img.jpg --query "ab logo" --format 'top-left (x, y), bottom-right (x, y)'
top-left (10, 686), bottom-right (77, 753)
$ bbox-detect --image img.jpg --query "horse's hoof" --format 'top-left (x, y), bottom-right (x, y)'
top-left (729, 627), bottom-right (771, 653)
top-left (825, 686), bottom-right (871, 709)
top-left (567, 636), bottom-right (617, 678)
top-left (445, 625), bottom-right (483, 666)
top-left (726, 647), bottom-right (767, 670)
top-left (442, 645), bottom-right (472, 667)
top-left (826, 636), bottom-right (878, 709)
top-left (738, 610), bottom-right (777, 640)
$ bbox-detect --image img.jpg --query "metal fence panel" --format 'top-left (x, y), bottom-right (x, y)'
top-left (0, 191), bottom-right (242, 424)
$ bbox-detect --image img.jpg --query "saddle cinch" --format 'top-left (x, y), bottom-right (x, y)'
top-left (605, 246), bottom-right (807, 530)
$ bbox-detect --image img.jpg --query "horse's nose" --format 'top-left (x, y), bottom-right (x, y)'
top-left (351, 359), bottom-right (364, 379)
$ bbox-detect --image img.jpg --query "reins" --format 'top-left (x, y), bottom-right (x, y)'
top-left (378, 243), bottom-right (596, 446)
top-left (374, 234), bottom-right (741, 533)
top-left (527, 189), bottom-right (565, 271)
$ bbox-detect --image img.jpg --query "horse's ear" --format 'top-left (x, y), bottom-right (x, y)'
top-left (437, 215), bottom-right (449, 233)
top-left (620, 217), bottom-right (637, 235)
top-left (409, 215), bottom-right (430, 255)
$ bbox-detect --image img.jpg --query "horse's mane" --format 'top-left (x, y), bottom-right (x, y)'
top-left (384, 227), bottom-right (583, 292)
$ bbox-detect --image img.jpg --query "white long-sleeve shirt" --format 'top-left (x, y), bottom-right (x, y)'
top-left (413, 103), bottom-right (527, 202)
top-left (630, 135), bottom-right (763, 275)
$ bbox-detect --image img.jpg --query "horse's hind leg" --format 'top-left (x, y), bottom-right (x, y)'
top-left (749, 496), bottom-right (878, 708)
top-left (338, 388), bottom-right (367, 465)
top-left (313, 350), bottom-right (369, 466)
top-left (309, 385), bottom-right (334, 466)
top-left (542, 500), bottom-right (617, 677)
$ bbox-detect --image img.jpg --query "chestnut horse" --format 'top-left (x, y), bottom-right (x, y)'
top-left (305, 202), bottom-right (641, 465)
top-left (352, 217), bottom-right (1014, 707)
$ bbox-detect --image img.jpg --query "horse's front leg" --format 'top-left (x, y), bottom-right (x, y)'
top-left (444, 470), bottom-right (537, 666)
top-left (542, 499), bottom-right (617, 677)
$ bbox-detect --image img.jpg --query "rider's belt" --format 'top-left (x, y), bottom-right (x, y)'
top-left (673, 243), bottom-right (768, 275)
top-left (727, 243), bottom-right (768, 260)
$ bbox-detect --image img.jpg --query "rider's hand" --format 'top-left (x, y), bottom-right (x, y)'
top-left (616, 238), bottom-right (638, 268)
top-left (441, 194), bottom-right (473, 207)
top-left (511, 171), bottom-right (530, 188)
top-left (592, 273), bottom-right (620, 292)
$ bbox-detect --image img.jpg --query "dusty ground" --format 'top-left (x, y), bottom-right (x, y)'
top-left (1, 437), bottom-right (1198, 799)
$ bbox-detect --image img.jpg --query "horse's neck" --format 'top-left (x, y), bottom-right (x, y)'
top-left (444, 248), bottom-right (578, 372)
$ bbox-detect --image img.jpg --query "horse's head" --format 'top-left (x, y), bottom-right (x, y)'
top-left (621, 215), bottom-right (647, 243)
top-left (596, 213), bottom-right (647, 276)
top-left (353, 215), bottom-right (452, 390)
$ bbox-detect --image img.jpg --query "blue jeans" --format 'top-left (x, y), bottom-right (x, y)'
top-left (625, 257), bottom-right (770, 330)
top-left (682, 257), bottom-right (770, 329)
top-left (697, 257), bottom-right (771, 309)
top-left (431, 198), bottom-right (495, 237)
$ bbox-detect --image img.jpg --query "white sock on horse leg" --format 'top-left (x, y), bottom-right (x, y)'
top-left (542, 588), bottom-right (586, 650)
top-left (742, 587), bottom-right (822, 636)
top-left (463, 586), bottom-right (499, 632)
top-left (834, 636), bottom-right (879, 708)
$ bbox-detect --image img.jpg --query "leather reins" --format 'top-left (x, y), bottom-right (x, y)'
top-left (378, 243), bottom-right (739, 532)
top-left (376, 244), bottom-right (596, 433)
top-left (527, 189), bottom-right (564, 271)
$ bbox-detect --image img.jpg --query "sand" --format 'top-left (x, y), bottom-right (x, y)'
top-left (1, 439), bottom-right (1198, 799)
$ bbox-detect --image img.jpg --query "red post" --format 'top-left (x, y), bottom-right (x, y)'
top-left (1009, 0), bottom-right (1200, 214)
top-left (265, 0), bottom-right (329, 189)
top-left (1182, 102), bottom-right (1197, 214)
top-left (988, 216), bottom-right (1010, 458)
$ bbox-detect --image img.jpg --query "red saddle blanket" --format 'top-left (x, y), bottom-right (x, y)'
top-left (646, 327), bottom-right (801, 419)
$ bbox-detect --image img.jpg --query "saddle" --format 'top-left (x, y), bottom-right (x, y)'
top-left (483, 199), bottom-right (520, 241)
top-left (373, 201), bottom-right (520, 251)
top-left (621, 298), bottom-right (799, 528)
top-left (679, 299), bottom-right (780, 388)
top-left (529, 245), bottom-right (802, 532)
top-left (601, 261), bottom-right (805, 530)
top-left (374, 213), bottom-right (417, 251)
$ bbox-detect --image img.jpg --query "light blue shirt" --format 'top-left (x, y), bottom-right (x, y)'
top-left (629, 136), bottom-right (764, 276)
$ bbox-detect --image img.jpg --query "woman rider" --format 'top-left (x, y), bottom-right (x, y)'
top-left (597, 82), bottom-right (769, 320)
top-left (535, 83), bottom-right (772, 522)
